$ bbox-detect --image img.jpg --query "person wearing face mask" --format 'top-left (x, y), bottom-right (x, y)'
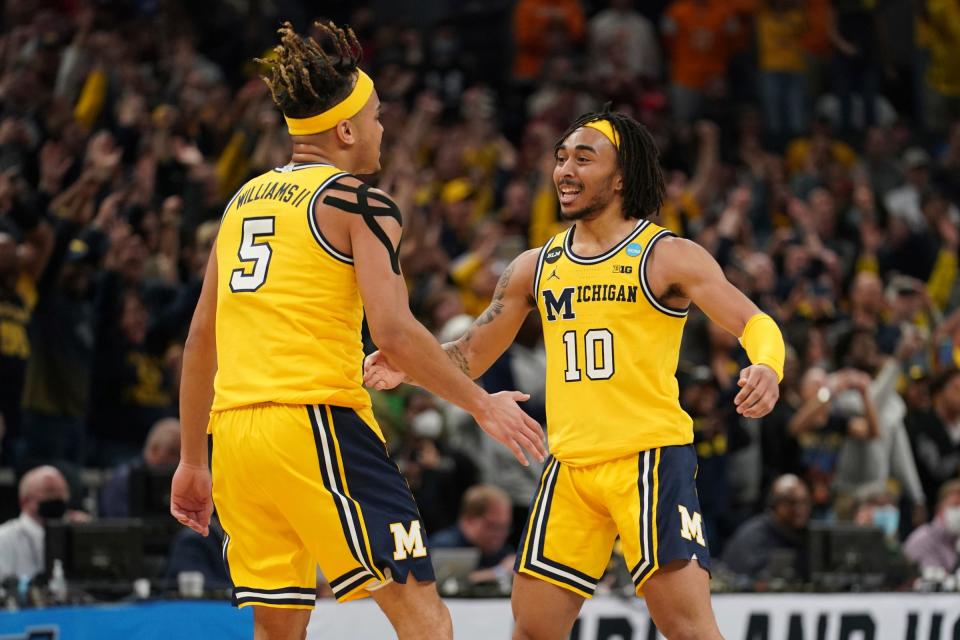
top-left (852, 487), bottom-right (902, 542)
top-left (904, 480), bottom-right (960, 573)
top-left (394, 392), bottom-right (479, 534)
top-left (0, 465), bottom-right (83, 580)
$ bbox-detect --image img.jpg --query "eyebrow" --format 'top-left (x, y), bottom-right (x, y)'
top-left (556, 144), bottom-right (598, 154)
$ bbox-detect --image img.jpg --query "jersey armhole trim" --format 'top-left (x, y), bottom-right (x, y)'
top-left (218, 186), bottom-right (245, 223)
top-left (533, 238), bottom-right (554, 301)
top-left (307, 172), bottom-right (353, 264)
top-left (639, 230), bottom-right (689, 318)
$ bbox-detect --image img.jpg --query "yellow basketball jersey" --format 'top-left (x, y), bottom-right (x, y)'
top-left (212, 163), bottom-right (377, 433)
top-left (534, 220), bottom-right (693, 466)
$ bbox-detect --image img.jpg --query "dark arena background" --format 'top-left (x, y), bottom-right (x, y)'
top-left (1, 0), bottom-right (959, 638)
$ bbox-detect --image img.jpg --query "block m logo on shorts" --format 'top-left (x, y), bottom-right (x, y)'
top-left (390, 521), bottom-right (427, 560)
top-left (678, 505), bottom-right (706, 546)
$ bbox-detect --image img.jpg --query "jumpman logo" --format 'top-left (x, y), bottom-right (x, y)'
top-left (547, 269), bottom-right (560, 281)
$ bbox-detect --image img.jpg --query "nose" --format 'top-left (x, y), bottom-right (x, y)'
top-left (555, 157), bottom-right (576, 182)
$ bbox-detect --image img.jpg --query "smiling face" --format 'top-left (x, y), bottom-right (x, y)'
top-left (553, 127), bottom-right (623, 222)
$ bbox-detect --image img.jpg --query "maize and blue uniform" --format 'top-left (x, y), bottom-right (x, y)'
top-left (211, 163), bottom-right (432, 608)
top-left (516, 220), bottom-right (711, 597)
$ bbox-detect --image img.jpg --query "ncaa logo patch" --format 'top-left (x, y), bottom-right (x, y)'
top-left (545, 247), bottom-right (564, 264)
top-left (625, 243), bottom-right (642, 257)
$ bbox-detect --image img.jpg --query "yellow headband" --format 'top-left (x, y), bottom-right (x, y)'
top-left (583, 119), bottom-right (620, 149)
top-left (284, 69), bottom-right (375, 136)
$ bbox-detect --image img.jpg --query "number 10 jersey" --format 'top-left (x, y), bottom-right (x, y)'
top-left (534, 220), bottom-right (693, 466)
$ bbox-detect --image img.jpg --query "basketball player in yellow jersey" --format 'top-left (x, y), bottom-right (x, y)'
top-left (365, 107), bottom-right (785, 639)
top-left (169, 22), bottom-right (546, 640)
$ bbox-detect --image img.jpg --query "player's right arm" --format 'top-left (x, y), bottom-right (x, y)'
top-left (322, 177), bottom-right (545, 466)
top-left (170, 242), bottom-right (216, 536)
top-left (364, 248), bottom-right (538, 386)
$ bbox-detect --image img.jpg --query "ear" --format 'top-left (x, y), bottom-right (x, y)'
top-left (614, 171), bottom-right (623, 193)
top-left (335, 119), bottom-right (356, 146)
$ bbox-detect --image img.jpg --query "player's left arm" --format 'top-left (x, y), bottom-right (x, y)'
top-left (650, 236), bottom-right (785, 418)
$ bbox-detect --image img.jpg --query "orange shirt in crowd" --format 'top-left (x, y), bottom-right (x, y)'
top-left (661, 0), bottom-right (740, 90)
top-left (802, 0), bottom-right (831, 57)
top-left (513, 0), bottom-right (586, 80)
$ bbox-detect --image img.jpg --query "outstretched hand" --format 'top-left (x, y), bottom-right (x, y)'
top-left (474, 391), bottom-right (548, 467)
top-left (733, 364), bottom-right (780, 418)
top-left (364, 352), bottom-right (547, 465)
top-left (363, 350), bottom-right (407, 391)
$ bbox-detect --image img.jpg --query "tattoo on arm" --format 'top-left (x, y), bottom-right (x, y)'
top-left (434, 260), bottom-right (525, 381)
top-left (476, 261), bottom-right (515, 326)
top-left (443, 342), bottom-right (471, 377)
top-left (324, 181), bottom-right (403, 275)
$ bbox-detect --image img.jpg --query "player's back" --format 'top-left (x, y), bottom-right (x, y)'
top-left (213, 162), bottom-right (370, 414)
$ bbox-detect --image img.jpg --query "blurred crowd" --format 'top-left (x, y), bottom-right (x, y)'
top-left (1, 0), bottom-right (960, 594)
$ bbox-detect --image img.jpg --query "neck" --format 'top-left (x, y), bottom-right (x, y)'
top-left (289, 135), bottom-right (358, 173)
top-left (572, 204), bottom-right (637, 248)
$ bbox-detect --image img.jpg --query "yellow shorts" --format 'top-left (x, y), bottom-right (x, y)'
top-left (515, 445), bottom-right (711, 598)
top-left (210, 403), bottom-right (434, 608)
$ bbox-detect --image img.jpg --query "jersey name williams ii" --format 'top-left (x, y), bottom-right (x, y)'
top-left (212, 163), bottom-right (380, 436)
top-left (534, 220), bottom-right (693, 466)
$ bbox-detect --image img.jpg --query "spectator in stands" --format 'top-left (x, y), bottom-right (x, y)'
top-left (755, 0), bottom-right (809, 146)
top-left (791, 366), bottom-right (878, 513)
top-left (851, 486), bottom-right (903, 544)
top-left (0, 465), bottom-right (85, 580)
top-left (588, 0), bottom-right (661, 87)
top-left (919, 0), bottom-right (960, 137)
top-left (99, 417), bottom-right (180, 518)
top-left (394, 391), bottom-right (478, 534)
top-left (907, 368), bottom-right (960, 513)
top-left (661, 0), bottom-right (740, 122)
top-left (904, 479), bottom-right (960, 573)
top-left (431, 484), bottom-right (515, 585)
top-left (855, 127), bottom-right (903, 198)
top-left (832, 328), bottom-right (927, 522)
top-left (827, 0), bottom-right (882, 133)
top-left (722, 474), bottom-right (812, 583)
top-left (512, 0), bottom-right (585, 82)
top-left (884, 148), bottom-right (959, 236)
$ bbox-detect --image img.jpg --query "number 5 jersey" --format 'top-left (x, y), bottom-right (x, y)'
top-left (212, 163), bottom-right (376, 432)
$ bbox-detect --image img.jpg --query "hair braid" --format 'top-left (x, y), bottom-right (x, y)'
top-left (257, 20), bottom-right (364, 119)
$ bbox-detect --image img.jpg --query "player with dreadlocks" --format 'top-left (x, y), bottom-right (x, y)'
top-left (365, 107), bottom-right (786, 638)
top-left (171, 21), bottom-right (546, 640)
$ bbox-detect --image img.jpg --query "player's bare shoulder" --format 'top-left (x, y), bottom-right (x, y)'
top-left (504, 248), bottom-right (542, 308)
top-left (315, 175), bottom-right (404, 274)
top-left (318, 175), bottom-right (401, 219)
top-left (647, 235), bottom-right (715, 281)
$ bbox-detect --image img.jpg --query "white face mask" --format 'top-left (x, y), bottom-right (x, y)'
top-left (411, 409), bottom-right (444, 440)
top-left (943, 506), bottom-right (960, 535)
